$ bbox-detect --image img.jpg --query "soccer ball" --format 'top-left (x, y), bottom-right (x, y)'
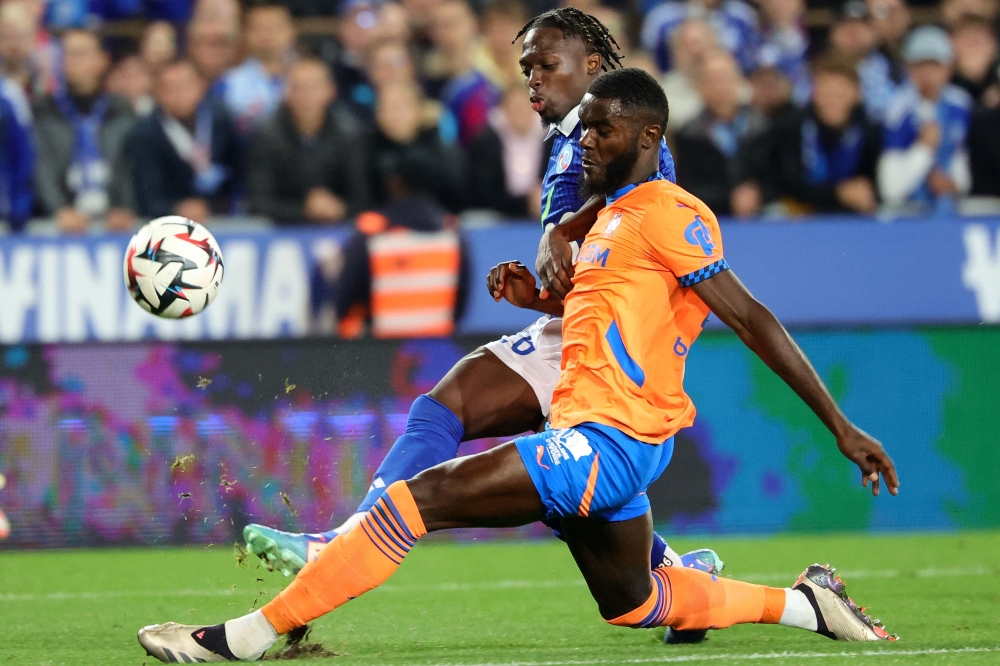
top-left (124, 216), bottom-right (224, 318)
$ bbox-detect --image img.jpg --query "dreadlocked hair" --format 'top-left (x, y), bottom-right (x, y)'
top-left (512, 7), bottom-right (623, 71)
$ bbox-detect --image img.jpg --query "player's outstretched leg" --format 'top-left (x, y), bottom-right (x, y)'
top-left (560, 513), bottom-right (898, 642)
top-left (139, 442), bottom-right (547, 662)
top-left (243, 348), bottom-right (544, 575)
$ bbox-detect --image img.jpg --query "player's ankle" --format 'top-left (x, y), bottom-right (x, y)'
top-left (778, 588), bottom-right (819, 632)
top-left (224, 610), bottom-right (279, 660)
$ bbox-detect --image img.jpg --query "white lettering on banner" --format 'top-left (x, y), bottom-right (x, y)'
top-left (961, 224), bottom-right (1000, 323)
top-left (0, 246), bottom-right (36, 342)
top-left (205, 241), bottom-right (258, 339)
top-left (37, 246), bottom-right (61, 342)
top-left (259, 241), bottom-right (309, 336)
top-left (64, 244), bottom-right (121, 341)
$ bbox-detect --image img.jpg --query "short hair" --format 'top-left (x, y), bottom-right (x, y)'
top-left (951, 14), bottom-right (997, 38)
top-left (811, 51), bottom-right (860, 84)
top-left (513, 7), bottom-right (623, 71)
top-left (587, 67), bottom-right (669, 134)
top-left (159, 58), bottom-right (203, 81)
top-left (62, 28), bottom-right (104, 52)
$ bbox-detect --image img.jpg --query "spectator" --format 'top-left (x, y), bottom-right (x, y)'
top-left (44, 0), bottom-right (143, 30)
top-left (371, 82), bottom-right (464, 209)
top-left (878, 26), bottom-right (972, 212)
top-left (828, 0), bottom-right (905, 122)
top-left (139, 21), bottom-right (178, 75)
top-left (748, 54), bottom-right (796, 121)
top-left (247, 58), bottom-right (371, 224)
top-left (481, 0), bottom-right (529, 89)
top-left (0, 94), bottom-right (33, 231)
top-left (950, 17), bottom-right (1000, 107)
top-left (186, 19), bottom-right (238, 96)
top-left (968, 103), bottom-right (1000, 195)
top-left (190, 0), bottom-right (239, 26)
top-left (330, 0), bottom-right (380, 112)
top-left (428, 0), bottom-right (501, 146)
top-left (466, 84), bottom-right (545, 217)
top-left (641, 0), bottom-right (761, 74)
top-left (659, 19), bottom-right (717, 131)
top-left (33, 29), bottom-right (136, 233)
top-left (129, 59), bottom-right (241, 223)
top-left (106, 55), bottom-right (154, 116)
top-left (760, 54), bottom-right (881, 214)
top-left (335, 149), bottom-right (470, 339)
top-left (674, 50), bottom-right (768, 216)
top-left (367, 39), bottom-right (419, 93)
top-left (758, 0), bottom-right (809, 104)
top-left (219, 2), bottom-right (296, 136)
top-left (0, 1), bottom-right (48, 101)
top-left (867, 0), bottom-right (910, 57)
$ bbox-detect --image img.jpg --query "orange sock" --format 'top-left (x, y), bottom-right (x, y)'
top-left (261, 481), bottom-right (427, 633)
top-left (607, 568), bottom-right (786, 630)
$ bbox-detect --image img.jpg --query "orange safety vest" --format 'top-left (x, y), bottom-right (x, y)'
top-left (368, 228), bottom-right (461, 338)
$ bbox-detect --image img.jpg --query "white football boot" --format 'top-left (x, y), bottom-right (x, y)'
top-left (793, 564), bottom-right (899, 641)
top-left (138, 622), bottom-right (245, 662)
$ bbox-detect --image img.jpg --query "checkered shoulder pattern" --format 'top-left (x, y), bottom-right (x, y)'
top-left (677, 258), bottom-right (730, 288)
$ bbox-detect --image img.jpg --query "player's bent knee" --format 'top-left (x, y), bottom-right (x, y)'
top-left (405, 460), bottom-right (468, 526)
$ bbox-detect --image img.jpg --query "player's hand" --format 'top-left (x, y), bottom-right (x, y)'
top-left (835, 177), bottom-right (878, 214)
top-left (918, 121), bottom-right (941, 149)
top-left (536, 224), bottom-right (574, 300)
top-left (927, 169), bottom-right (957, 197)
top-left (836, 424), bottom-right (899, 497)
top-left (487, 261), bottom-right (537, 309)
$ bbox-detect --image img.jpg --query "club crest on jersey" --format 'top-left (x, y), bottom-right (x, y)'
top-left (684, 215), bottom-right (715, 257)
top-left (557, 143), bottom-right (573, 173)
top-left (602, 213), bottom-right (622, 237)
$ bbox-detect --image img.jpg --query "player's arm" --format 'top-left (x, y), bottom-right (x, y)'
top-left (486, 261), bottom-right (564, 316)
top-left (691, 270), bottom-right (899, 497)
top-left (536, 195), bottom-right (605, 299)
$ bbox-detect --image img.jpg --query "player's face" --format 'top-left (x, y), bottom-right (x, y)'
top-left (519, 27), bottom-right (602, 125)
top-left (579, 94), bottom-right (641, 197)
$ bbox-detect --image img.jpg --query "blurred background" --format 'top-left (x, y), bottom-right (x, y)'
top-left (0, 0), bottom-right (999, 550)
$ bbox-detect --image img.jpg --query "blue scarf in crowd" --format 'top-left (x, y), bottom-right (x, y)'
top-left (55, 90), bottom-right (111, 216)
top-left (707, 109), bottom-right (752, 158)
top-left (800, 117), bottom-right (865, 186)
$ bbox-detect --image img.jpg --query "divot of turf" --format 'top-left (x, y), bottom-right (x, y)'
top-left (264, 625), bottom-right (338, 660)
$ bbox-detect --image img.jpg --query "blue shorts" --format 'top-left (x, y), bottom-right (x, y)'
top-left (514, 422), bottom-right (674, 522)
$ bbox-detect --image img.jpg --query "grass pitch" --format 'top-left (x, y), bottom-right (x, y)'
top-left (2, 531), bottom-right (999, 665)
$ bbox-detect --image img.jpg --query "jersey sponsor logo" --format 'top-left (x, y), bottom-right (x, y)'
top-left (578, 242), bottom-right (610, 267)
top-left (684, 215), bottom-right (715, 257)
top-left (557, 143), bottom-right (573, 173)
top-left (544, 428), bottom-right (594, 466)
top-left (602, 213), bottom-right (622, 237)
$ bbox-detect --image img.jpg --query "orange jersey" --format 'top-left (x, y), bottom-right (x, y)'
top-left (549, 177), bottom-right (728, 444)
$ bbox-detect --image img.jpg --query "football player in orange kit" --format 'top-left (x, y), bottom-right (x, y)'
top-left (138, 69), bottom-right (899, 662)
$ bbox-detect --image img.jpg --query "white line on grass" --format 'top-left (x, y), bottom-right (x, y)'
top-left (429, 647), bottom-right (998, 665)
top-left (2, 565), bottom-right (995, 602)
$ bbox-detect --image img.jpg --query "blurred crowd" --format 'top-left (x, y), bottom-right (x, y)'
top-left (1, 0), bottom-right (1000, 235)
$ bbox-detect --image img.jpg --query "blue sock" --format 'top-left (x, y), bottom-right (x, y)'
top-left (355, 394), bottom-right (464, 514)
top-left (650, 531), bottom-right (668, 569)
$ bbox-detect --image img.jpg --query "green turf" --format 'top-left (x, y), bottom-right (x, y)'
top-left (2, 532), bottom-right (1000, 665)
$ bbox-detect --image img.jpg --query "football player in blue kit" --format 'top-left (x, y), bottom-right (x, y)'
top-left (243, 10), bottom-right (723, 641)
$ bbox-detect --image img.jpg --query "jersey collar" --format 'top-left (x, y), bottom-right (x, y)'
top-left (545, 104), bottom-right (581, 140)
top-left (605, 171), bottom-right (665, 206)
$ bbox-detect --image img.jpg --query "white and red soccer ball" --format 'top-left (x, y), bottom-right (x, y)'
top-left (124, 216), bottom-right (224, 319)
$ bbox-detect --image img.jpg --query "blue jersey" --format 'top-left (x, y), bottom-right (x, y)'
top-left (0, 96), bottom-right (34, 232)
top-left (883, 84), bottom-right (971, 204)
top-left (540, 106), bottom-right (677, 228)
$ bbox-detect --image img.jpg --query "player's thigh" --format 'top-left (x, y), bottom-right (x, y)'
top-left (429, 347), bottom-right (543, 440)
top-left (407, 442), bottom-right (545, 531)
top-left (560, 513), bottom-right (655, 620)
